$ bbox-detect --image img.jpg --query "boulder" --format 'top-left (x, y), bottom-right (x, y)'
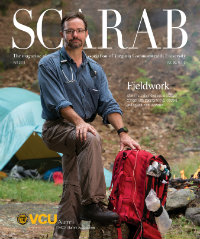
top-left (185, 207), bottom-right (200, 226)
top-left (166, 188), bottom-right (195, 211)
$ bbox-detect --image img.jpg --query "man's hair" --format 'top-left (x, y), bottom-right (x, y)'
top-left (61, 12), bottom-right (88, 32)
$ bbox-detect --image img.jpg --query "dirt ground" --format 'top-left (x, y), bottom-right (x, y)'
top-left (0, 199), bottom-right (90, 239)
top-left (0, 200), bottom-right (57, 239)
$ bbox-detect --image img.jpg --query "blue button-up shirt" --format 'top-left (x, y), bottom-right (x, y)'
top-left (38, 46), bottom-right (122, 124)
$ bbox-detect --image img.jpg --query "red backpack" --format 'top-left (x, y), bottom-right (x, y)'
top-left (108, 149), bottom-right (171, 239)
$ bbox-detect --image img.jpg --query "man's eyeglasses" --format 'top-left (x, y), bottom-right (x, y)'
top-left (63, 29), bottom-right (86, 35)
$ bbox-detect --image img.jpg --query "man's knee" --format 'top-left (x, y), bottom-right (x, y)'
top-left (86, 132), bottom-right (101, 146)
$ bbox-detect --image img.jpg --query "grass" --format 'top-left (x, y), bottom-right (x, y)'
top-left (170, 156), bottom-right (200, 179)
top-left (165, 215), bottom-right (200, 239)
top-left (0, 179), bottom-right (62, 203)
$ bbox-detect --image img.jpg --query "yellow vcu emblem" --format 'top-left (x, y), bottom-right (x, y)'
top-left (17, 214), bottom-right (29, 225)
top-left (29, 214), bottom-right (57, 224)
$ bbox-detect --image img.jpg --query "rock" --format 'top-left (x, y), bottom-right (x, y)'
top-left (166, 188), bottom-right (196, 211)
top-left (185, 207), bottom-right (200, 226)
top-left (89, 221), bottom-right (129, 239)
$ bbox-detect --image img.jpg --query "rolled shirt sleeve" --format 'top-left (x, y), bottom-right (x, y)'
top-left (38, 63), bottom-right (72, 119)
top-left (97, 68), bottom-right (122, 124)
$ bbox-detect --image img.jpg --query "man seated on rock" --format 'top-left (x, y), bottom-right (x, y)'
top-left (38, 12), bottom-right (141, 239)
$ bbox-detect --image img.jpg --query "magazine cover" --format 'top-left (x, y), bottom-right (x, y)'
top-left (0, 0), bottom-right (200, 238)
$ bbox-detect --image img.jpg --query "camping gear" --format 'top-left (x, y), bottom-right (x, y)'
top-left (145, 189), bottom-right (172, 234)
top-left (0, 171), bottom-right (7, 180)
top-left (53, 171), bottom-right (63, 185)
top-left (108, 149), bottom-right (171, 239)
top-left (43, 167), bottom-right (62, 181)
top-left (9, 165), bottom-right (41, 179)
top-left (146, 161), bottom-right (170, 179)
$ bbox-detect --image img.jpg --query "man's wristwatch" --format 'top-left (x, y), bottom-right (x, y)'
top-left (117, 127), bottom-right (128, 135)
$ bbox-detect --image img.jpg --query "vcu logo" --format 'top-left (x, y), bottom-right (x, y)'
top-left (17, 214), bottom-right (29, 225)
top-left (17, 213), bottom-right (57, 225)
top-left (29, 214), bottom-right (57, 224)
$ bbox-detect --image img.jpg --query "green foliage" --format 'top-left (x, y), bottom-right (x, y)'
top-left (151, 106), bottom-right (167, 114)
top-left (185, 56), bottom-right (200, 73)
top-left (137, 67), bottom-right (148, 76)
top-left (171, 56), bottom-right (200, 132)
top-left (107, 35), bottom-right (112, 40)
top-left (153, 53), bottom-right (200, 134)
top-left (0, 179), bottom-right (62, 203)
top-left (135, 77), bottom-right (151, 84)
top-left (189, 76), bottom-right (200, 93)
top-left (172, 0), bottom-right (179, 5)
top-left (196, 50), bottom-right (200, 56)
top-left (191, 31), bottom-right (199, 38)
top-left (151, 90), bottom-right (173, 114)
top-left (185, 56), bottom-right (193, 63)
top-left (135, 67), bottom-right (151, 84)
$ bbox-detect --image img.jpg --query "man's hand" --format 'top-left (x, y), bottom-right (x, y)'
top-left (60, 106), bottom-right (97, 141)
top-left (119, 132), bottom-right (141, 151)
top-left (76, 121), bottom-right (97, 142)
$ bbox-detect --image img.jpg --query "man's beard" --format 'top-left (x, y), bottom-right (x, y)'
top-left (65, 38), bottom-right (83, 49)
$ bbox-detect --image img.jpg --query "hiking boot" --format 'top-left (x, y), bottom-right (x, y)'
top-left (80, 202), bottom-right (119, 224)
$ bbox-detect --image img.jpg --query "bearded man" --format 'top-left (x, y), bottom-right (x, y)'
top-left (38, 12), bottom-right (140, 239)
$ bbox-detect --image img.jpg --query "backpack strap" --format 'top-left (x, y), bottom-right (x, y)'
top-left (142, 175), bottom-right (153, 220)
top-left (161, 183), bottom-right (168, 205)
top-left (109, 152), bottom-right (127, 190)
top-left (157, 155), bottom-right (170, 170)
top-left (133, 223), bottom-right (143, 239)
top-left (114, 220), bottom-right (123, 239)
top-left (117, 227), bottom-right (123, 239)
